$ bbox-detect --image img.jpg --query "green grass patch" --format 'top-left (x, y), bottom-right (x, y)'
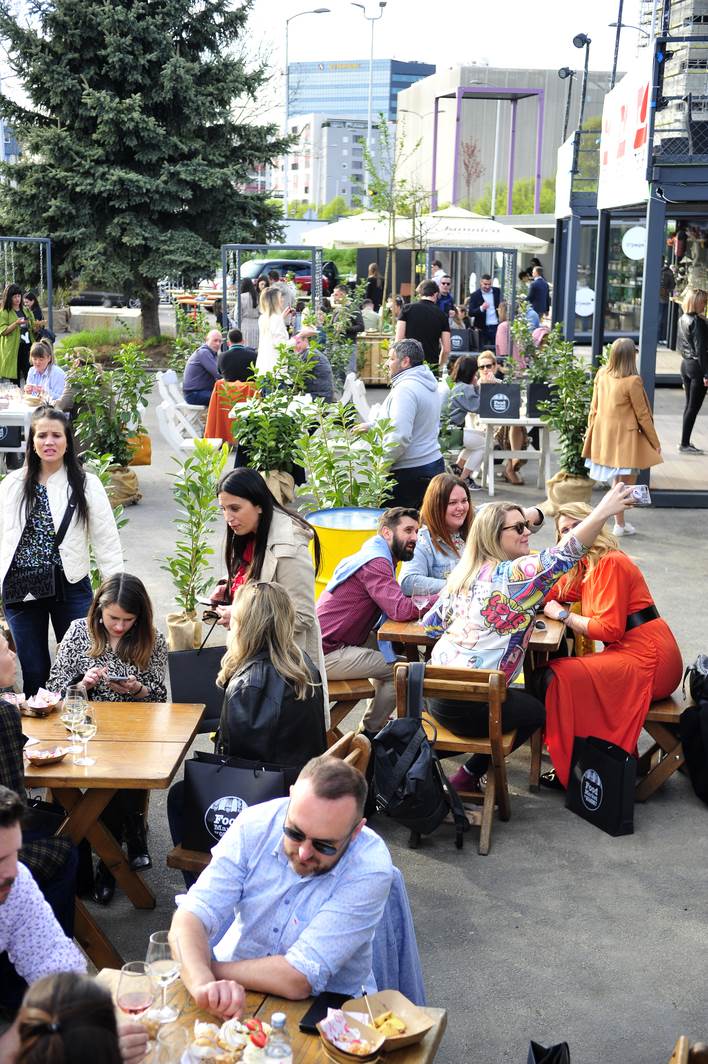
top-left (56, 325), bottom-right (135, 360)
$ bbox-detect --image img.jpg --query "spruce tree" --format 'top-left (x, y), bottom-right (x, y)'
top-left (0, 0), bottom-right (286, 338)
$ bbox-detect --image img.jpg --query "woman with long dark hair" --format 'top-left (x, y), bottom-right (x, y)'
top-left (0, 407), bottom-right (122, 695)
top-left (239, 277), bottom-right (259, 348)
top-left (0, 283), bottom-right (35, 382)
top-left (212, 467), bottom-right (327, 699)
top-left (49, 574), bottom-right (166, 904)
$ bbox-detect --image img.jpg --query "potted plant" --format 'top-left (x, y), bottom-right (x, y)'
top-left (537, 328), bottom-right (596, 511)
top-left (161, 439), bottom-right (230, 650)
top-left (293, 402), bottom-right (395, 597)
top-left (114, 341), bottom-right (153, 467)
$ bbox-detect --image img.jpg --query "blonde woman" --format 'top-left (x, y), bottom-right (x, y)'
top-left (676, 287), bottom-right (708, 454)
top-left (422, 483), bottom-right (634, 792)
top-left (582, 337), bottom-right (661, 536)
top-left (540, 502), bottom-right (682, 789)
top-left (216, 581), bottom-right (326, 773)
top-left (256, 286), bottom-right (292, 373)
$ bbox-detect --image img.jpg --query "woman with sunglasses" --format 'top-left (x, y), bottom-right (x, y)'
top-left (537, 502), bottom-right (682, 790)
top-left (0, 407), bottom-right (122, 695)
top-left (422, 482), bottom-right (635, 793)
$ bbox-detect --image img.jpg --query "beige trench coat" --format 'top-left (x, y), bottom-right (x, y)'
top-left (582, 371), bottom-right (662, 470)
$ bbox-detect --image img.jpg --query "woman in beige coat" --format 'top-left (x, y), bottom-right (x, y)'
top-left (212, 467), bottom-right (328, 718)
top-left (582, 338), bottom-right (661, 537)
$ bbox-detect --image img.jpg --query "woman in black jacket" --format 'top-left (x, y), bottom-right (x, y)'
top-left (676, 286), bottom-right (708, 454)
top-left (215, 581), bottom-right (326, 778)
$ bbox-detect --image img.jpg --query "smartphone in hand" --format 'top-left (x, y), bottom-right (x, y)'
top-left (630, 485), bottom-right (652, 506)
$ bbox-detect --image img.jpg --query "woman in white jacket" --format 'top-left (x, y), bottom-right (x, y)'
top-left (0, 406), bottom-right (123, 694)
top-left (256, 286), bottom-right (292, 373)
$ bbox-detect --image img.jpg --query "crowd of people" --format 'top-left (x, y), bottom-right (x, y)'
top-left (0, 261), bottom-right (690, 1063)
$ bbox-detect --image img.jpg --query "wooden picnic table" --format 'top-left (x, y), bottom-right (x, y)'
top-left (23, 701), bottom-right (204, 971)
top-left (377, 616), bottom-right (565, 688)
top-left (97, 969), bottom-right (448, 1064)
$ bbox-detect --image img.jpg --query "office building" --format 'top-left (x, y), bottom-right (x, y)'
top-left (0, 116), bottom-right (19, 165)
top-left (396, 64), bottom-right (612, 210)
top-left (287, 59), bottom-right (435, 123)
top-left (286, 114), bottom-right (382, 209)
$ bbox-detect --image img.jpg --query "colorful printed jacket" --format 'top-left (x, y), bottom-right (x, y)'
top-left (423, 535), bottom-right (586, 683)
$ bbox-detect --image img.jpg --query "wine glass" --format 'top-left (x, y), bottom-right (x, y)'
top-left (411, 582), bottom-right (429, 623)
top-left (116, 961), bottom-right (156, 1021)
top-left (61, 684), bottom-right (87, 753)
top-left (146, 931), bottom-right (182, 1024)
top-left (73, 714), bottom-right (97, 766)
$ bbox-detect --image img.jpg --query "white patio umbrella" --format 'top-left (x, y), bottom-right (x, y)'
top-left (411, 206), bottom-right (548, 255)
top-left (300, 211), bottom-right (391, 249)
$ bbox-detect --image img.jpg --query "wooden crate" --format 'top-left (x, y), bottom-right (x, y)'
top-left (358, 331), bottom-right (390, 385)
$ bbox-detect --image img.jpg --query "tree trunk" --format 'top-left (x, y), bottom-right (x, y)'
top-left (141, 279), bottom-right (161, 340)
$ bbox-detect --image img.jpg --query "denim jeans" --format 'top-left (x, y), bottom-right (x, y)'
top-left (388, 457), bottom-right (446, 509)
top-left (4, 575), bottom-right (93, 694)
top-left (184, 388), bottom-right (213, 407)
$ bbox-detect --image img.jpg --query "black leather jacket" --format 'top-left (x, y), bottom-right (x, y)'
top-left (677, 312), bottom-right (708, 376)
top-left (215, 651), bottom-right (326, 781)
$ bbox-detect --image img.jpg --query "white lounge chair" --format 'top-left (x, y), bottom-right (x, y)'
top-left (155, 401), bottom-right (222, 457)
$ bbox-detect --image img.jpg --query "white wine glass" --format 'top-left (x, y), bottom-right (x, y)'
top-left (116, 961), bottom-right (156, 1021)
top-left (73, 714), bottom-right (97, 766)
top-left (411, 582), bottom-right (429, 623)
top-left (61, 684), bottom-right (87, 753)
top-left (146, 931), bottom-right (181, 1024)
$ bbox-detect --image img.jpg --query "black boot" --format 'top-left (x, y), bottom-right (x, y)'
top-left (92, 860), bottom-right (116, 905)
top-left (124, 813), bottom-right (152, 871)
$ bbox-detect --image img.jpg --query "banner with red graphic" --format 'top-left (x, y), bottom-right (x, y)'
top-left (597, 57), bottom-right (653, 210)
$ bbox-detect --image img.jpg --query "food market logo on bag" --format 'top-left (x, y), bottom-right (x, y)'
top-left (490, 391), bottom-right (511, 415)
top-left (205, 796), bottom-right (249, 841)
top-left (580, 768), bottom-right (603, 812)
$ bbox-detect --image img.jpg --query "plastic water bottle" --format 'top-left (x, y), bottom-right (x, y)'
top-left (264, 1013), bottom-right (292, 1063)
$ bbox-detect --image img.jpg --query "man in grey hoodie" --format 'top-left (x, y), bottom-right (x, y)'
top-left (360, 337), bottom-right (444, 507)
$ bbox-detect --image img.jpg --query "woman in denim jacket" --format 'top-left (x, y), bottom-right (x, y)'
top-left (399, 473), bottom-right (472, 595)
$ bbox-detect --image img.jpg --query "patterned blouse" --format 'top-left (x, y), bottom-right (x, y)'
top-left (7, 483), bottom-right (61, 578)
top-left (424, 535), bottom-right (587, 684)
top-left (48, 618), bottom-right (168, 702)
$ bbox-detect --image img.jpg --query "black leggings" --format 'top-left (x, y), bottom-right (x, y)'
top-left (681, 360), bottom-right (707, 447)
top-left (429, 687), bottom-right (545, 774)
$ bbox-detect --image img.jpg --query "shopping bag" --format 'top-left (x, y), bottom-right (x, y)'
top-left (182, 752), bottom-right (287, 852)
top-left (565, 736), bottom-right (636, 837)
top-left (527, 1040), bottom-right (571, 1063)
top-left (479, 381), bottom-right (521, 419)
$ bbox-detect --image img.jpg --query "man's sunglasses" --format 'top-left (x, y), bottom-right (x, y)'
top-left (502, 521), bottom-right (532, 535)
top-left (282, 806), bottom-right (358, 856)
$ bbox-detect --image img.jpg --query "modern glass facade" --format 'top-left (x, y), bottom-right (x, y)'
top-left (287, 59), bottom-right (435, 122)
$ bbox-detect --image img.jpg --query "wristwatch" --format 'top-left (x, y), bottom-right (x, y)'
top-left (557, 608), bottom-right (570, 622)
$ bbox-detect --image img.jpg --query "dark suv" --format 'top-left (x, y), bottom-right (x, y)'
top-left (240, 258), bottom-right (338, 295)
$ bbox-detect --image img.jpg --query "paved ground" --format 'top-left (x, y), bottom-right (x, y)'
top-left (52, 380), bottom-right (708, 1064)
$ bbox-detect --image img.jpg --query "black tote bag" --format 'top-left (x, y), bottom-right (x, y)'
top-left (565, 736), bottom-right (636, 837)
top-left (182, 751), bottom-right (287, 853)
top-left (527, 1041), bottom-right (571, 1064)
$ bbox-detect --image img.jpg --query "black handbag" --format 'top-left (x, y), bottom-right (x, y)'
top-left (565, 736), bottom-right (636, 837)
top-left (182, 751), bottom-right (287, 853)
top-left (167, 617), bottom-right (223, 734)
top-left (3, 494), bottom-right (76, 605)
top-left (683, 655), bottom-right (708, 703)
top-left (527, 1041), bottom-right (571, 1064)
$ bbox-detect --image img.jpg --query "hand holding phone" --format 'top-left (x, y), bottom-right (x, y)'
top-left (630, 484), bottom-right (651, 506)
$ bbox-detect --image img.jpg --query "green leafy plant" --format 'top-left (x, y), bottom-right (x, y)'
top-left (83, 451), bottom-right (129, 589)
top-left (537, 328), bottom-right (595, 478)
top-left (161, 440), bottom-right (230, 614)
top-left (320, 280), bottom-right (367, 387)
top-left (112, 341), bottom-right (153, 431)
top-left (294, 403), bottom-right (395, 509)
top-left (229, 344), bottom-right (318, 474)
top-left (55, 326), bottom-right (134, 359)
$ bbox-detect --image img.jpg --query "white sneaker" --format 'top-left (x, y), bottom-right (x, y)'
top-left (613, 521), bottom-right (636, 537)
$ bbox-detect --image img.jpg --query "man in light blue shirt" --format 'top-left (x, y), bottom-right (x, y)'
top-left (171, 756), bottom-right (393, 1019)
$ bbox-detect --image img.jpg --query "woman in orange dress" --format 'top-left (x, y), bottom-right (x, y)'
top-left (538, 501), bottom-right (683, 789)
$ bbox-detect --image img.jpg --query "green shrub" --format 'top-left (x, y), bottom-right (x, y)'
top-left (55, 325), bottom-right (134, 357)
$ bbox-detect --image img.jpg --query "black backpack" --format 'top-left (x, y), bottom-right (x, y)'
top-left (680, 699), bottom-right (708, 805)
top-left (372, 662), bottom-right (469, 849)
top-left (683, 655), bottom-right (708, 703)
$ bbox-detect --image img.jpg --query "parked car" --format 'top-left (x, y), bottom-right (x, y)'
top-left (69, 288), bottom-right (140, 308)
top-left (239, 258), bottom-right (338, 295)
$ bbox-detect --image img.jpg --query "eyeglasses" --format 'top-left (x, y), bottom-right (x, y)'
top-left (501, 521), bottom-right (532, 535)
top-left (282, 804), bottom-right (358, 856)
top-left (478, 363), bottom-right (495, 370)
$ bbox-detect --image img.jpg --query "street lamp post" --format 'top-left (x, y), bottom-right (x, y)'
top-left (558, 67), bottom-right (576, 143)
top-left (352, 1), bottom-right (387, 199)
top-left (283, 7), bottom-right (330, 219)
top-left (570, 33), bottom-right (591, 179)
top-left (608, 16), bottom-right (651, 89)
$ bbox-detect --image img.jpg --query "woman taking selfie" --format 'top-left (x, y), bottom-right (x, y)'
top-left (48, 573), bottom-right (167, 903)
top-left (0, 407), bottom-right (122, 695)
top-left (423, 482), bottom-right (634, 792)
top-left (212, 467), bottom-right (327, 699)
top-left (539, 502), bottom-right (683, 789)
top-left (216, 581), bottom-right (326, 775)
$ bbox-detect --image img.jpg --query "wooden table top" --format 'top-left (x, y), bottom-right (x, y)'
top-left (25, 701), bottom-right (205, 743)
top-left (97, 970), bottom-right (447, 1064)
top-left (23, 701), bottom-right (204, 789)
top-left (378, 617), bottom-right (564, 653)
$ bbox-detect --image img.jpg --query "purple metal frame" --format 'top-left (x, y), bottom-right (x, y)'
top-left (431, 86), bottom-right (545, 215)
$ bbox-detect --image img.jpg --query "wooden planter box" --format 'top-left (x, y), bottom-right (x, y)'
top-left (357, 331), bottom-right (390, 385)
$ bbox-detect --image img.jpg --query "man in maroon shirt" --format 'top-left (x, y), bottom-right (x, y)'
top-left (317, 508), bottom-right (437, 735)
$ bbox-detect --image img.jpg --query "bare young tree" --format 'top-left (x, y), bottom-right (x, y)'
top-left (461, 139), bottom-right (484, 208)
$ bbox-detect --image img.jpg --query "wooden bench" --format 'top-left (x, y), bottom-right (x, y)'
top-left (327, 678), bottom-right (376, 745)
top-left (636, 694), bottom-right (687, 802)
top-left (166, 732), bottom-right (372, 876)
top-left (669, 1036), bottom-right (708, 1064)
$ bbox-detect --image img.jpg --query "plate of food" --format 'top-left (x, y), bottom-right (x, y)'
top-left (20, 688), bottom-right (63, 717)
top-left (341, 990), bottom-right (434, 1051)
top-left (25, 745), bottom-right (69, 766)
top-left (180, 1016), bottom-right (273, 1063)
top-left (317, 1009), bottom-right (384, 1061)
